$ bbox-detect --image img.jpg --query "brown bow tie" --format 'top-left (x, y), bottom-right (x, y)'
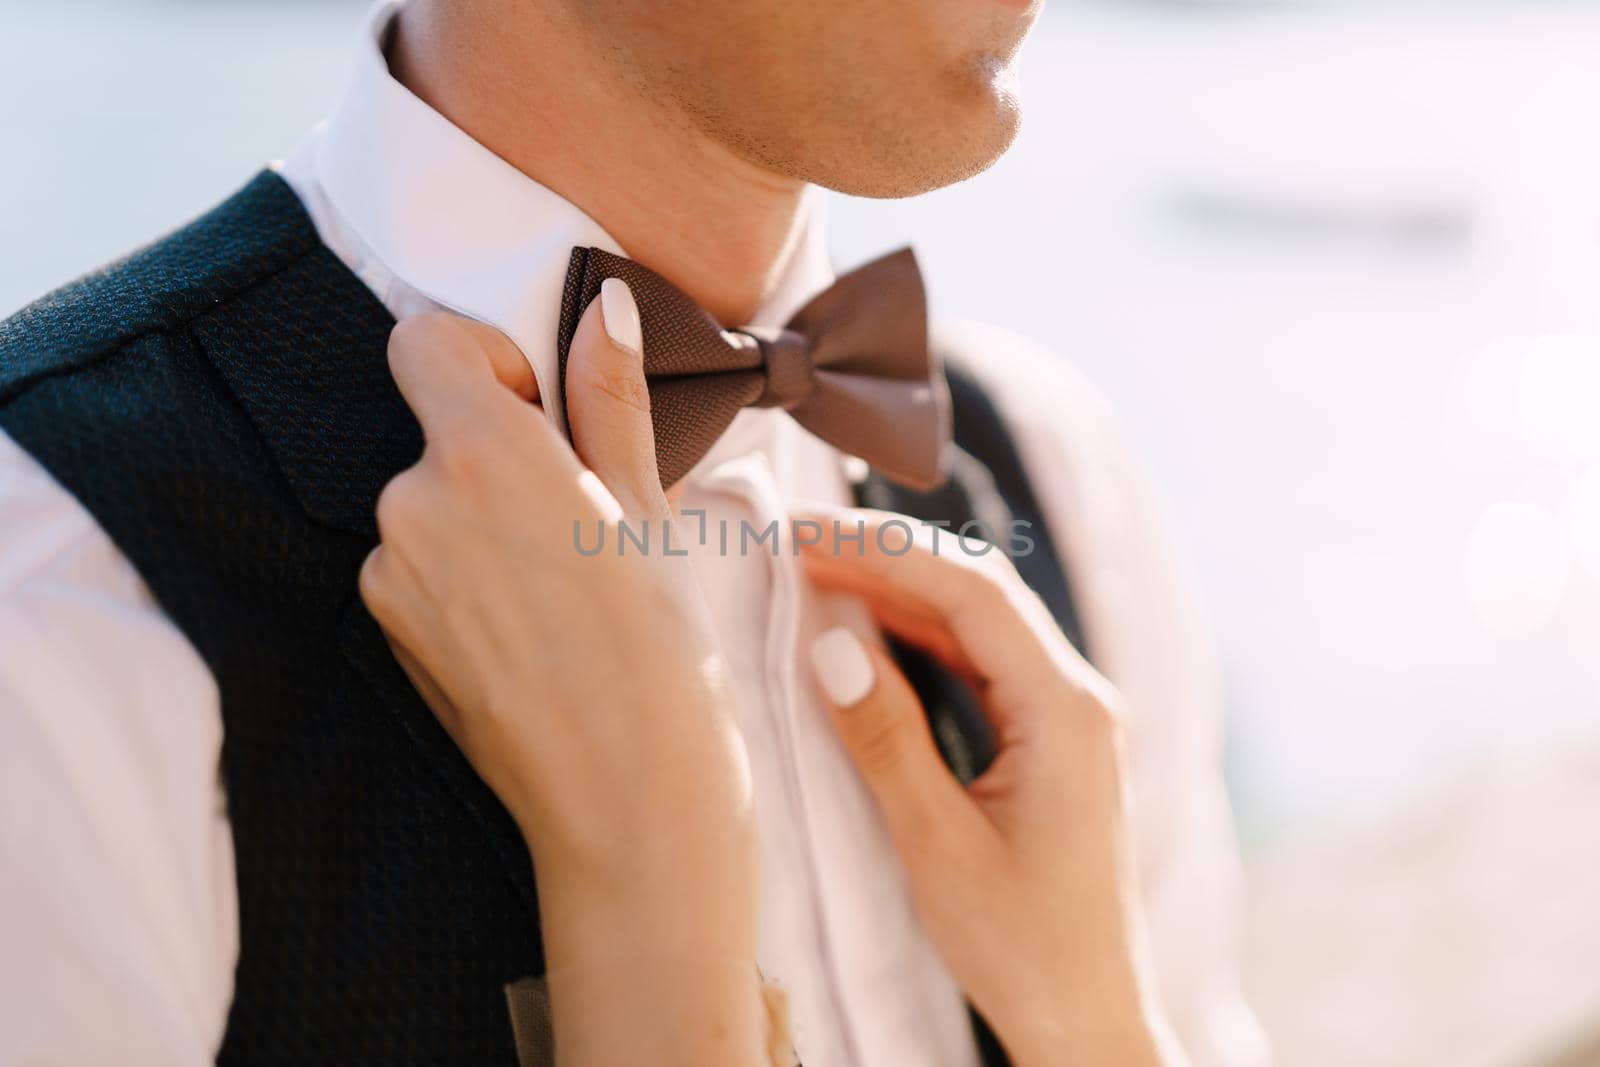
top-left (555, 246), bottom-right (951, 491)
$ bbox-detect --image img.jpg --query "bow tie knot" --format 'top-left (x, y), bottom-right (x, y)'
top-left (556, 245), bottom-right (951, 491)
top-left (732, 327), bottom-right (816, 411)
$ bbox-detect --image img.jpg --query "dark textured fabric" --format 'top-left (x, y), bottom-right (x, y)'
top-left (0, 169), bottom-right (1083, 1067)
top-left (558, 245), bottom-right (949, 491)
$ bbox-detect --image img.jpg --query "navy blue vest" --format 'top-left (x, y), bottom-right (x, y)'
top-left (0, 172), bottom-right (1084, 1066)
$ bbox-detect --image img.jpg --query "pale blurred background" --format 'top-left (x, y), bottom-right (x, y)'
top-left (3, 1), bottom-right (1598, 1064)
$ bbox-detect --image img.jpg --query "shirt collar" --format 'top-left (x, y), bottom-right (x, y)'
top-left (309, 0), bottom-right (835, 439)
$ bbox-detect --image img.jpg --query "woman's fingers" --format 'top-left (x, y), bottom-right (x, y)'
top-left (383, 302), bottom-right (670, 524)
top-left (439, 315), bottom-right (540, 403)
top-left (808, 627), bottom-right (984, 854)
top-left (387, 313), bottom-right (539, 424)
top-left (795, 507), bottom-right (1076, 689)
top-left (564, 279), bottom-right (671, 519)
top-left (385, 313), bottom-right (583, 502)
top-left (852, 586), bottom-right (983, 687)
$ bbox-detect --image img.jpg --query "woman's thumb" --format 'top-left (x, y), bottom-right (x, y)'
top-left (565, 278), bottom-right (668, 516)
top-left (809, 627), bottom-right (967, 847)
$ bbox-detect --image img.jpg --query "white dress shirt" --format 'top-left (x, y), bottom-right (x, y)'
top-left (0, 2), bottom-right (1270, 1064)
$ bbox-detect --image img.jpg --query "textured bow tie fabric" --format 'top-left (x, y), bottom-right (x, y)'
top-left (555, 246), bottom-right (951, 491)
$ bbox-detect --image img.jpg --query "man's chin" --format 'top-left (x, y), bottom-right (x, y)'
top-left (827, 98), bottom-right (1023, 201)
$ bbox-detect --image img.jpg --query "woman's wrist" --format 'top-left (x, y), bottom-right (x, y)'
top-left (505, 679), bottom-right (756, 877)
top-left (532, 818), bottom-right (766, 1066)
top-left (1005, 1016), bottom-right (1165, 1067)
top-left (540, 946), bottom-right (771, 1066)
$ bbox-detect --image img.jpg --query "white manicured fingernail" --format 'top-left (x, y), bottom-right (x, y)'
top-left (810, 627), bottom-right (875, 709)
top-left (600, 277), bottom-right (643, 357)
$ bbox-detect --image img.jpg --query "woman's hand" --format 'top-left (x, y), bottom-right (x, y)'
top-left (799, 511), bottom-right (1188, 1067)
top-left (359, 289), bottom-right (767, 1066)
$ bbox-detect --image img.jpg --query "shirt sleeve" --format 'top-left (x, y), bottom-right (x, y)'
top-left (0, 428), bottom-right (237, 1065)
top-left (951, 322), bottom-right (1274, 1067)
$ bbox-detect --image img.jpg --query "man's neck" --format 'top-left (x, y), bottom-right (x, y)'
top-left (390, 0), bottom-right (811, 326)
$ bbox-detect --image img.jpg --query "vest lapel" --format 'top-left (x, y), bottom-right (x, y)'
top-left (188, 232), bottom-right (418, 540)
top-left (190, 177), bottom-right (539, 915)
